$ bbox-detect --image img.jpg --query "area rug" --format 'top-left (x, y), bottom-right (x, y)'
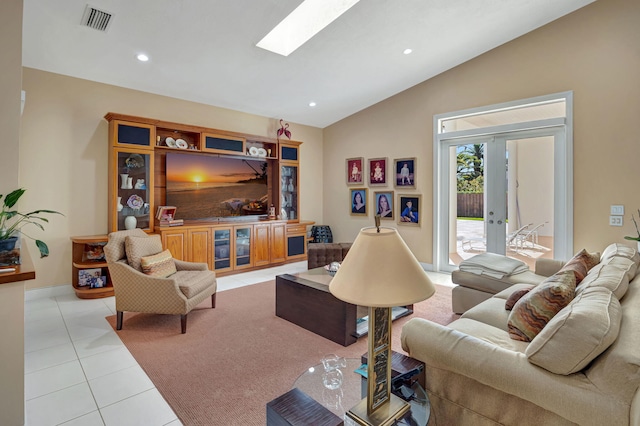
top-left (105, 281), bottom-right (458, 425)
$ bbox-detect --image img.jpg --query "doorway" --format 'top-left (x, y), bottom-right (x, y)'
top-left (433, 92), bottom-right (573, 272)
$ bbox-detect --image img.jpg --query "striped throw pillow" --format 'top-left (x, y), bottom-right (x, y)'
top-left (507, 270), bottom-right (576, 342)
top-left (140, 249), bottom-right (177, 278)
top-left (559, 248), bottom-right (600, 285)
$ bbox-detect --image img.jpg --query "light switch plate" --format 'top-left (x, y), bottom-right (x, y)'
top-left (610, 215), bottom-right (623, 226)
top-left (611, 205), bottom-right (624, 215)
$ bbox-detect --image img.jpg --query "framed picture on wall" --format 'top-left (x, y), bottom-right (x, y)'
top-left (374, 191), bottom-right (394, 220)
top-left (346, 157), bottom-right (364, 185)
top-left (398, 194), bottom-right (421, 226)
top-left (394, 158), bottom-right (416, 188)
top-left (368, 157), bottom-right (388, 186)
top-left (350, 188), bottom-right (368, 216)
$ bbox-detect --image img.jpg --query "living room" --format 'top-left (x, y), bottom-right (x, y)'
top-left (2, 0), bottom-right (640, 424)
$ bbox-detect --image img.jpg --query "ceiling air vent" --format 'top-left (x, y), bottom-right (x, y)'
top-left (81, 5), bottom-right (113, 32)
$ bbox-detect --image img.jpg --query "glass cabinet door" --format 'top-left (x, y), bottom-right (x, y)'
top-left (116, 150), bottom-right (152, 231)
top-left (234, 227), bottom-right (252, 268)
top-left (214, 229), bottom-right (231, 271)
top-left (280, 165), bottom-right (298, 221)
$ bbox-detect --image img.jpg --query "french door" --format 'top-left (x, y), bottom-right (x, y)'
top-left (435, 127), bottom-right (570, 272)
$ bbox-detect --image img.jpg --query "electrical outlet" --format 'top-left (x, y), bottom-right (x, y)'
top-left (611, 205), bottom-right (624, 215)
top-left (610, 215), bottom-right (623, 226)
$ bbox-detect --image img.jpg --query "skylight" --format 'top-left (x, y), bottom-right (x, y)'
top-left (256, 0), bottom-right (361, 57)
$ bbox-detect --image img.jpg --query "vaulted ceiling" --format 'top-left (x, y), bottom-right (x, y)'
top-left (22, 0), bottom-right (595, 128)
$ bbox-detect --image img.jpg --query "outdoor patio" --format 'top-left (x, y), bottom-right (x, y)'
top-left (451, 219), bottom-right (553, 270)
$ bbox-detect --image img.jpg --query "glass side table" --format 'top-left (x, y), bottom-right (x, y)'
top-left (291, 356), bottom-right (430, 426)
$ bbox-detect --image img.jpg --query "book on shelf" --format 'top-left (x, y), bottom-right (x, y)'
top-left (159, 219), bottom-right (184, 227)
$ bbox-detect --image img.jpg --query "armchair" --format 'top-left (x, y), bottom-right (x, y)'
top-left (104, 229), bottom-right (217, 333)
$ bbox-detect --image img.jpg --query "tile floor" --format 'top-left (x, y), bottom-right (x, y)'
top-left (24, 261), bottom-right (453, 426)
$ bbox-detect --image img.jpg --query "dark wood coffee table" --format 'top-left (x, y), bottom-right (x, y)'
top-left (275, 267), bottom-right (413, 346)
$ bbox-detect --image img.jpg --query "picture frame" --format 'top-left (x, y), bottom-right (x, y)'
top-left (346, 157), bottom-right (364, 185)
top-left (398, 194), bottom-right (421, 226)
top-left (156, 206), bottom-right (177, 221)
top-left (368, 157), bottom-right (388, 186)
top-left (394, 158), bottom-right (416, 188)
top-left (78, 268), bottom-right (102, 287)
top-left (350, 188), bottom-right (368, 216)
top-left (373, 191), bottom-right (394, 220)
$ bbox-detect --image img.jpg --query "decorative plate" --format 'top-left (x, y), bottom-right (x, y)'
top-left (127, 194), bottom-right (144, 210)
top-left (249, 146), bottom-right (259, 156)
top-left (257, 148), bottom-right (267, 157)
top-left (125, 154), bottom-right (144, 169)
top-left (165, 137), bottom-right (176, 148)
top-left (176, 139), bottom-right (188, 149)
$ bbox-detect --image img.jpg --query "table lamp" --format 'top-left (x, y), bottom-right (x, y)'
top-left (329, 222), bottom-right (435, 426)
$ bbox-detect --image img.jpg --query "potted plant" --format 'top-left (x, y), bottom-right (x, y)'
top-left (0, 188), bottom-right (63, 259)
top-left (624, 209), bottom-right (640, 250)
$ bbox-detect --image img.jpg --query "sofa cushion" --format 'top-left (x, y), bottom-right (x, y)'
top-left (576, 263), bottom-right (630, 300)
top-left (600, 242), bottom-right (640, 265)
top-left (507, 270), bottom-right (576, 342)
top-left (558, 249), bottom-right (600, 285)
top-left (526, 286), bottom-right (621, 375)
top-left (140, 249), bottom-right (177, 278)
top-left (600, 255), bottom-right (638, 282)
top-left (176, 270), bottom-right (216, 298)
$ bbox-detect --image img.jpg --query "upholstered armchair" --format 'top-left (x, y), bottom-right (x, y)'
top-left (104, 229), bottom-right (217, 333)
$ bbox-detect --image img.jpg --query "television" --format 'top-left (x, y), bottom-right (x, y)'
top-left (166, 152), bottom-right (269, 220)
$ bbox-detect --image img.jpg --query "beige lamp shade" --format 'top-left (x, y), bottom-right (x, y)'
top-left (329, 227), bottom-right (436, 307)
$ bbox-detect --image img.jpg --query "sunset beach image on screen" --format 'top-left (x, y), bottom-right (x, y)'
top-left (166, 152), bottom-right (268, 220)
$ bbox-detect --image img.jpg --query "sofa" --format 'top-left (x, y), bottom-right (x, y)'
top-left (401, 243), bottom-right (640, 426)
top-left (307, 242), bottom-right (352, 269)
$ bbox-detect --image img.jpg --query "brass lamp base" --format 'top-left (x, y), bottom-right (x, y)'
top-left (346, 393), bottom-right (410, 426)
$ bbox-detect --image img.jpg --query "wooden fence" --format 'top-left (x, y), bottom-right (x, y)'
top-left (457, 193), bottom-right (483, 218)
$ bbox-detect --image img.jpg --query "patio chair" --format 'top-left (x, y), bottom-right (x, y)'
top-left (506, 223), bottom-right (532, 252)
top-left (515, 221), bottom-right (548, 252)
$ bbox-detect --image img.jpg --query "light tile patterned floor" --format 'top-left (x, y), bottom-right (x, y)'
top-left (24, 261), bottom-right (452, 425)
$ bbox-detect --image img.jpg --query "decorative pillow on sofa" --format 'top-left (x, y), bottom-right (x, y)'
top-left (140, 249), bottom-right (177, 278)
top-left (526, 286), bottom-right (621, 375)
top-left (507, 270), bottom-right (576, 342)
top-left (124, 234), bottom-right (164, 271)
top-left (558, 249), bottom-right (600, 285)
top-left (505, 288), bottom-right (531, 311)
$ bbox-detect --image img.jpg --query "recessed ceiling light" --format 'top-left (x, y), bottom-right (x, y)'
top-left (136, 53), bottom-right (149, 62)
top-left (257, 0), bottom-right (361, 56)
top-left (403, 48), bottom-right (413, 55)
top-left (309, 102), bottom-right (317, 107)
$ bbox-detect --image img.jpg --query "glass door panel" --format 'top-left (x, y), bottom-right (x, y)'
top-left (280, 165), bottom-right (298, 220)
top-left (234, 227), bottom-right (252, 267)
top-left (214, 229), bottom-right (231, 271)
top-left (116, 151), bottom-right (151, 231)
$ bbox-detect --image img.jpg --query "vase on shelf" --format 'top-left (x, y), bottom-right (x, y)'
top-left (120, 173), bottom-right (129, 189)
top-left (117, 197), bottom-right (123, 212)
top-left (124, 215), bottom-right (137, 230)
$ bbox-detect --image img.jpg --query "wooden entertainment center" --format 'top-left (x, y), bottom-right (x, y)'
top-left (70, 113), bottom-right (314, 298)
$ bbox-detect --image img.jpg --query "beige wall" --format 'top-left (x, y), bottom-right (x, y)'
top-left (20, 69), bottom-right (324, 289)
top-left (1, 2), bottom-right (25, 425)
top-left (323, 0), bottom-right (640, 263)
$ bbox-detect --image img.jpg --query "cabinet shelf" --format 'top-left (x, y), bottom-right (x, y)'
top-left (72, 260), bottom-right (108, 269)
top-left (70, 235), bottom-right (113, 299)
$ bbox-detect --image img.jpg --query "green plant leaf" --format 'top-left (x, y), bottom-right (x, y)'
top-left (4, 189), bottom-right (25, 208)
top-left (35, 240), bottom-right (49, 258)
top-left (623, 236), bottom-right (640, 241)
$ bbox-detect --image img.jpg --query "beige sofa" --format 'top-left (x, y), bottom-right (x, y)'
top-left (401, 243), bottom-right (640, 426)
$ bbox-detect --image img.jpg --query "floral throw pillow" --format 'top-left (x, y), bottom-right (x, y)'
top-left (507, 270), bottom-right (576, 342)
top-left (559, 248), bottom-right (600, 285)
